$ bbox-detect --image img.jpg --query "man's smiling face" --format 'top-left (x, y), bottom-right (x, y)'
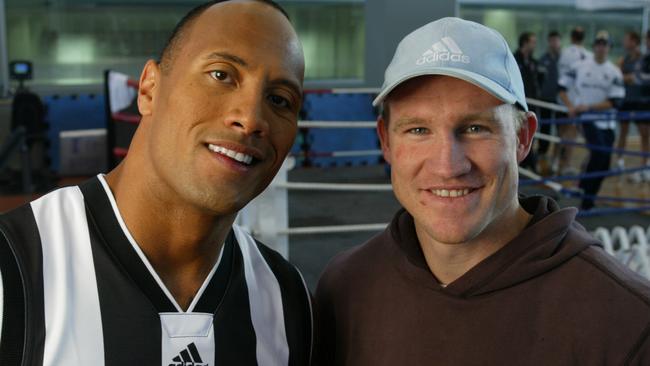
top-left (138, 0), bottom-right (304, 214)
top-left (378, 75), bottom-right (531, 246)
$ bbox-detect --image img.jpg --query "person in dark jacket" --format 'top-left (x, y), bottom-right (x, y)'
top-left (615, 30), bottom-right (644, 182)
top-left (314, 17), bottom-right (650, 366)
top-left (514, 31), bottom-right (541, 100)
top-left (537, 30), bottom-right (562, 175)
top-left (514, 31), bottom-right (540, 172)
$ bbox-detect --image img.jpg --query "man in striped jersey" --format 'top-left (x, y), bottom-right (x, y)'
top-left (0, 1), bottom-right (312, 365)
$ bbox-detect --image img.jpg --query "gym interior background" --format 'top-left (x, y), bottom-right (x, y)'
top-left (1, 0), bottom-right (649, 288)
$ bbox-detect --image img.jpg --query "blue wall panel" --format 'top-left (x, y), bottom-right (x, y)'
top-left (43, 92), bottom-right (380, 172)
top-left (296, 93), bottom-right (380, 167)
top-left (44, 94), bottom-right (106, 172)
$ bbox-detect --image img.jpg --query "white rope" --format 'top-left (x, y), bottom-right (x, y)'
top-left (534, 132), bottom-right (563, 143)
top-left (279, 223), bottom-right (388, 235)
top-left (302, 91), bottom-right (567, 113)
top-left (305, 87), bottom-right (381, 94)
top-left (330, 87), bottom-right (381, 94)
top-left (526, 98), bottom-right (569, 113)
top-left (276, 182), bottom-right (393, 191)
top-left (302, 90), bottom-right (566, 114)
top-left (296, 149), bottom-right (382, 158)
top-left (330, 149), bottom-right (382, 157)
top-left (517, 167), bottom-right (564, 192)
top-left (279, 168), bottom-right (560, 193)
top-left (298, 120), bottom-right (376, 128)
top-left (296, 101), bottom-right (566, 130)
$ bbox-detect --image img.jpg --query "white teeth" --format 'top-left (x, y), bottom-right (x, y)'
top-left (431, 188), bottom-right (471, 198)
top-left (207, 144), bottom-right (254, 165)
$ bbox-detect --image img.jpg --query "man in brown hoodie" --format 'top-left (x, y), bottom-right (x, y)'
top-left (314, 17), bottom-right (650, 365)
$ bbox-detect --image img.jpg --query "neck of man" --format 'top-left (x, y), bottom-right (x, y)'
top-left (595, 54), bottom-right (607, 64)
top-left (416, 200), bottom-right (532, 287)
top-left (105, 132), bottom-right (236, 310)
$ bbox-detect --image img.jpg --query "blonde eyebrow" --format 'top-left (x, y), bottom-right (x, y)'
top-left (458, 110), bottom-right (500, 125)
top-left (391, 107), bottom-right (501, 132)
top-left (392, 117), bottom-right (425, 131)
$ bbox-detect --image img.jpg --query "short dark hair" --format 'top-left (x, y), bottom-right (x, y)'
top-left (158, 0), bottom-right (289, 73)
top-left (570, 27), bottom-right (585, 43)
top-left (548, 30), bottom-right (560, 39)
top-left (518, 32), bottom-right (534, 48)
top-left (627, 31), bottom-right (641, 45)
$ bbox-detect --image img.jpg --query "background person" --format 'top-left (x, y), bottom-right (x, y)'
top-left (537, 30), bottom-right (563, 175)
top-left (0, 1), bottom-right (313, 365)
top-left (615, 30), bottom-right (645, 182)
top-left (556, 26), bottom-right (593, 175)
top-left (315, 18), bottom-right (650, 366)
top-left (514, 31), bottom-right (540, 172)
top-left (633, 30), bottom-right (650, 182)
top-left (558, 31), bottom-right (625, 210)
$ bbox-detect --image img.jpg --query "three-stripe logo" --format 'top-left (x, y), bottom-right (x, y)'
top-left (416, 37), bottom-right (470, 65)
top-left (168, 342), bottom-right (208, 366)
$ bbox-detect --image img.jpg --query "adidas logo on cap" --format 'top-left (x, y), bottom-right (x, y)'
top-left (168, 342), bottom-right (208, 366)
top-left (416, 37), bottom-right (470, 65)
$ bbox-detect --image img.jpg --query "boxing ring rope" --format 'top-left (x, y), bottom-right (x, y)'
top-left (293, 149), bottom-right (382, 158)
top-left (277, 182), bottom-right (392, 191)
top-left (104, 78), bottom-right (650, 276)
top-left (298, 121), bottom-right (376, 128)
top-left (235, 92), bottom-right (650, 280)
top-left (102, 74), bottom-right (650, 275)
top-left (241, 157), bottom-right (650, 278)
top-left (278, 223), bottom-right (389, 235)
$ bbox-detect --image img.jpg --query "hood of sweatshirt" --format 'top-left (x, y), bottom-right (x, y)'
top-left (390, 195), bottom-right (600, 297)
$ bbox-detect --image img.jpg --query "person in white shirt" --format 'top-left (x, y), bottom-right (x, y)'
top-left (558, 31), bottom-right (625, 210)
top-left (556, 27), bottom-right (594, 175)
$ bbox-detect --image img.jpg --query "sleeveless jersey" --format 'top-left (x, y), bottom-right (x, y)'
top-left (0, 175), bottom-right (312, 366)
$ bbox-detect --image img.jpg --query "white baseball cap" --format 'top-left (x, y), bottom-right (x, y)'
top-left (372, 17), bottom-right (528, 112)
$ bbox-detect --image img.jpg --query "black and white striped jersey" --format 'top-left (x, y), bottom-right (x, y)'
top-left (0, 175), bottom-right (313, 366)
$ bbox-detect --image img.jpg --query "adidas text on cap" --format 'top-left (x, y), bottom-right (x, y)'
top-left (372, 17), bottom-right (529, 112)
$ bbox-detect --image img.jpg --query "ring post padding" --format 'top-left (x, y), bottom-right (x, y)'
top-left (238, 157), bottom-right (294, 259)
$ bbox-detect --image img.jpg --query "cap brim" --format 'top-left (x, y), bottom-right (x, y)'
top-left (372, 67), bottom-right (519, 110)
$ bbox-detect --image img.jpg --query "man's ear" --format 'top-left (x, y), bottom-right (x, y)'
top-left (377, 116), bottom-right (391, 165)
top-left (516, 111), bottom-right (538, 163)
top-left (137, 60), bottom-right (160, 117)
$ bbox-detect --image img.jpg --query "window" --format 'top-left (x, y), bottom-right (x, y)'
top-left (459, 4), bottom-right (642, 60)
top-left (6, 0), bottom-right (365, 86)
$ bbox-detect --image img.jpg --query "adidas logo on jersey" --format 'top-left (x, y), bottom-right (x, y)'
top-left (168, 342), bottom-right (208, 366)
top-left (416, 37), bottom-right (470, 65)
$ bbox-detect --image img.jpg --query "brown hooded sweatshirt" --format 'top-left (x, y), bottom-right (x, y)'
top-left (314, 196), bottom-right (650, 365)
